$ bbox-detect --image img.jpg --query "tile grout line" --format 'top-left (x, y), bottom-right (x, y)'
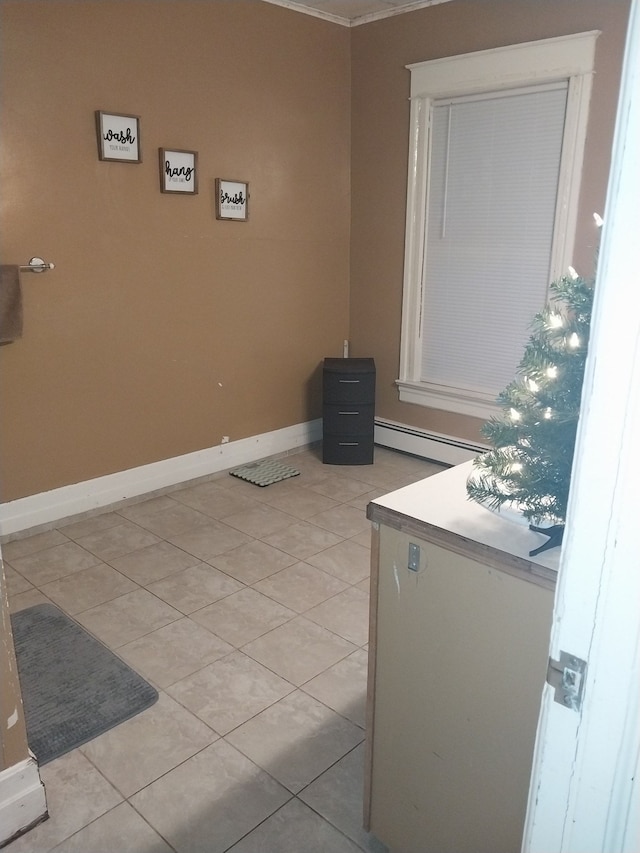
top-left (5, 449), bottom-right (438, 851)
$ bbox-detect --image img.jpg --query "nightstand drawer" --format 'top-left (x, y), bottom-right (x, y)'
top-left (323, 358), bottom-right (376, 404)
top-left (322, 434), bottom-right (374, 465)
top-left (323, 372), bottom-right (376, 404)
top-left (323, 403), bottom-right (374, 436)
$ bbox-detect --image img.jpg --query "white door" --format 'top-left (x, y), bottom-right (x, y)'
top-left (522, 2), bottom-right (640, 850)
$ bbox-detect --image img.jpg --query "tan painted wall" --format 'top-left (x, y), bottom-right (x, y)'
top-left (350, 0), bottom-right (630, 443)
top-left (0, 0), bottom-right (630, 500)
top-left (0, 1), bottom-right (351, 502)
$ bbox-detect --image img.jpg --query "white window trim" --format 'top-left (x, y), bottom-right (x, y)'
top-left (397, 31), bottom-right (600, 420)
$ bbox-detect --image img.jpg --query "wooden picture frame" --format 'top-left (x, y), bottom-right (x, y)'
top-left (159, 148), bottom-right (198, 194)
top-left (95, 111), bottom-right (141, 163)
top-left (215, 179), bottom-right (249, 221)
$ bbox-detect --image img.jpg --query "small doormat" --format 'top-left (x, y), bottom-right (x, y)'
top-left (10, 603), bottom-right (158, 765)
top-left (229, 459), bottom-right (300, 487)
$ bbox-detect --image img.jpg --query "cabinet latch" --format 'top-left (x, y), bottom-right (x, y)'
top-left (546, 651), bottom-right (587, 711)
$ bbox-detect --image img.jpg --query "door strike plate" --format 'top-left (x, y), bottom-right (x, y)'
top-left (546, 651), bottom-right (587, 711)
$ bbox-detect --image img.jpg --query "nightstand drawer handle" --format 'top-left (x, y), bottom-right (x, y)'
top-left (338, 411), bottom-right (359, 415)
top-left (338, 442), bottom-right (359, 446)
top-left (338, 379), bottom-right (360, 383)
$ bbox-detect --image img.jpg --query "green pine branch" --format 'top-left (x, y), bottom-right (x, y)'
top-left (467, 271), bottom-right (594, 526)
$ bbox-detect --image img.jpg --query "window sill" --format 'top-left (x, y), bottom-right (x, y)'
top-left (396, 380), bottom-right (499, 421)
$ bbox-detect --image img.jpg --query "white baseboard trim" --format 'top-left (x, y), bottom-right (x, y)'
top-left (0, 757), bottom-right (47, 847)
top-left (0, 419), bottom-right (322, 538)
top-left (374, 417), bottom-right (487, 466)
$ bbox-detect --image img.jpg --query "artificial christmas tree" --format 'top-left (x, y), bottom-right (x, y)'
top-left (466, 258), bottom-right (595, 556)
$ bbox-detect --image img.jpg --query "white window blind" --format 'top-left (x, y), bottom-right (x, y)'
top-left (420, 83), bottom-right (569, 398)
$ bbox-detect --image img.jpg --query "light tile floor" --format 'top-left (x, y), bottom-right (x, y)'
top-left (3, 446), bottom-right (445, 853)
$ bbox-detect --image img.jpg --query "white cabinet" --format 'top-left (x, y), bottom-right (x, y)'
top-left (365, 462), bottom-right (559, 853)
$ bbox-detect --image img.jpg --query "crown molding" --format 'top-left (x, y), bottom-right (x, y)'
top-left (260, 0), bottom-right (451, 28)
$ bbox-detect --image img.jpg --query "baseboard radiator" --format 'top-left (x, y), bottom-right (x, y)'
top-left (374, 418), bottom-right (487, 467)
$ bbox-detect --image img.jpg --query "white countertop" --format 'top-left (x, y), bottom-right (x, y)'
top-left (370, 460), bottom-right (560, 574)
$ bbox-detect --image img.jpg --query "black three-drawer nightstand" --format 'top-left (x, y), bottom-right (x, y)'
top-left (322, 357), bottom-right (376, 465)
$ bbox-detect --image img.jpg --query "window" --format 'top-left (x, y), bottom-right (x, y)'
top-left (398, 32), bottom-right (599, 420)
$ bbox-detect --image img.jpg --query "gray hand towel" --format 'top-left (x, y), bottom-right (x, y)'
top-left (0, 265), bottom-right (23, 343)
